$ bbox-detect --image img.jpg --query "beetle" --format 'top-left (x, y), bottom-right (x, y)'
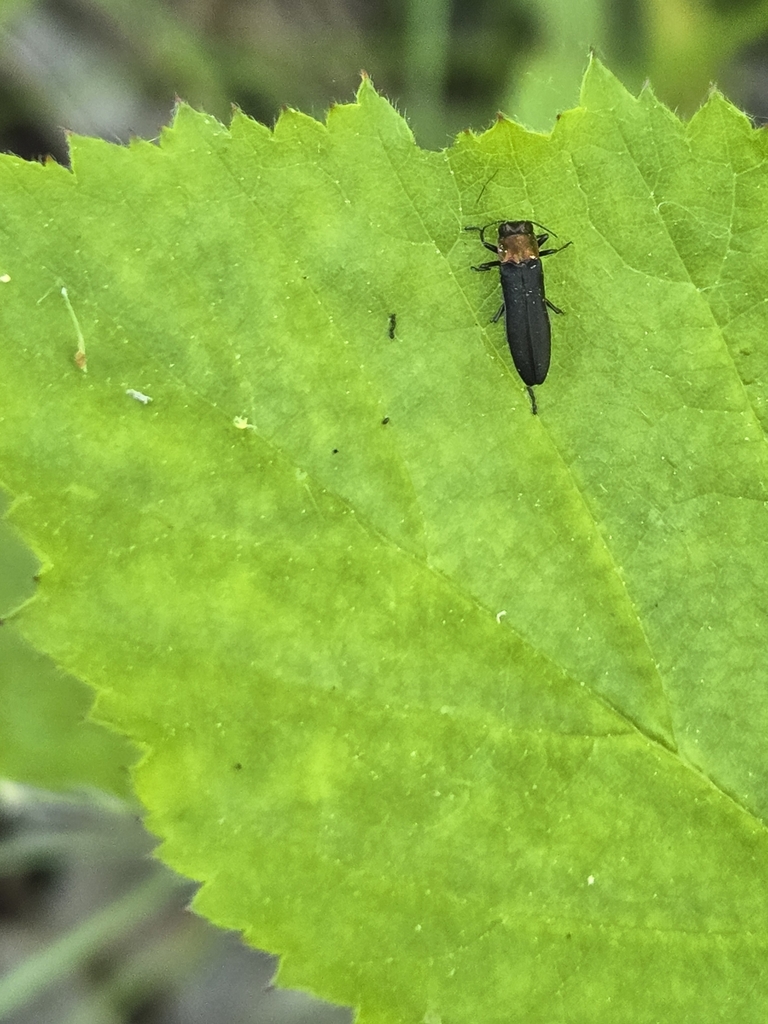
top-left (465, 220), bottom-right (571, 414)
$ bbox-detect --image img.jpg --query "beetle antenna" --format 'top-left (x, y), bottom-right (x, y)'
top-left (530, 220), bottom-right (558, 237)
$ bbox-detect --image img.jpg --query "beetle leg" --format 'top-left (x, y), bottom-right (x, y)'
top-left (471, 260), bottom-right (500, 272)
top-left (540, 240), bottom-right (573, 258)
top-left (545, 298), bottom-right (564, 315)
top-left (491, 303), bottom-right (505, 323)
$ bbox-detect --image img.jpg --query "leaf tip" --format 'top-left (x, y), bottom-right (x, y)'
top-left (356, 71), bottom-right (378, 104)
top-left (579, 54), bottom-right (645, 115)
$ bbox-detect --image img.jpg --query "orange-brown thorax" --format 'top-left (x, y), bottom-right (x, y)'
top-left (497, 221), bottom-right (539, 264)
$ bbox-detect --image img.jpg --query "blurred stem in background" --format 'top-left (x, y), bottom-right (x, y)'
top-left (0, 871), bottom-right (185, 1019)
top-left (403, 0), bottom-right (452, 144)
top-left (507, 0), bottom-right (606, 130)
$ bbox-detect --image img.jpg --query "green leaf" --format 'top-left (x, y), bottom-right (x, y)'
top-left (0, 496), bottom-right (134, 795)
top-left (3, 58), bottom-right (768, 1020)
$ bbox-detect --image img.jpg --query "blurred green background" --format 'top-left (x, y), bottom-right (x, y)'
top-left (0, 0), bottom-right (767, 160)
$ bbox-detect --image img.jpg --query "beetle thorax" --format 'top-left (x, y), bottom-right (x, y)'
top-left (497, 230), bottom-right (539, 264)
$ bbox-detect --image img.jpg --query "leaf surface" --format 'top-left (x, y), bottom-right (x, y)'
top-left (0, 498), bottom-right (133, 794)
top-left (2, 59), bottom-right (768, 1021)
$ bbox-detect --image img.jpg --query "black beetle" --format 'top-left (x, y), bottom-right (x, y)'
top-left (465, 220), bottom-right (571, 414)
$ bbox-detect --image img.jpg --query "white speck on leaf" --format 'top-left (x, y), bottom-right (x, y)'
top-left (126, 389), bottom-right (152, 405)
